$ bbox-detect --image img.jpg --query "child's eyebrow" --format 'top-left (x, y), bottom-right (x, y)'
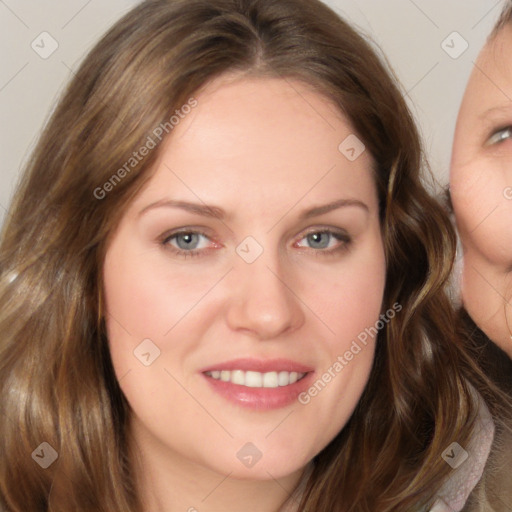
top-left (478, 104), bottom-right (512, 121)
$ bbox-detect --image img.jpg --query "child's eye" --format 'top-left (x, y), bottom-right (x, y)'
top-left (486, 126), bottom-right (512, 146)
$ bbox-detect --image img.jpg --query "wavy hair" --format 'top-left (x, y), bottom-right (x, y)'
top-left (0, 0), bottom-right (490, 510)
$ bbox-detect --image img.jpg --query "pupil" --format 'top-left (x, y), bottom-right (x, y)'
top-left (177, 233), bottom-right (198, 250)
top-left (308, 232), bottom-right (329, 249)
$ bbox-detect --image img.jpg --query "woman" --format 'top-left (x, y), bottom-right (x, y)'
top-left (0, 0), bottom-right (494, 510)
top-left (450, 2), bottom-right (512, 510)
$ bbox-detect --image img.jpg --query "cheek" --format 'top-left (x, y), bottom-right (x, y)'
top-left (102, 237), bottom-right (218, 339)
top-left (452, 158), bottom-right (512, 267)
top-left (314, 241), bottom-right (387, 338)
top-left (101, 237), bottom-right (214, 386)
top-left (101, 239), bottom-right (216, 442)
top-left (298, 244), bottom-right (386, 414)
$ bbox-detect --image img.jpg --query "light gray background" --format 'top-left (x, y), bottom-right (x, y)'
top-left (0, 0), bottom-right (505, 229)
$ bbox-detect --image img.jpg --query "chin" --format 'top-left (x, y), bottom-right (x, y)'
top-left (206, 445), bottom-right (314, 481)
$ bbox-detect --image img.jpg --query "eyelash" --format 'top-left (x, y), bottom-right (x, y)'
top-left (487, 126), bottom-right (512, 146)
top-left (160, 228), bottom-right (352, 259)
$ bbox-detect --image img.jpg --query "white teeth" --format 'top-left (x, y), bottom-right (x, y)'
top-left (245, 371), bottom-right (262, 387)
top-left (263, 371), bottom-right (278, 388)
top-left (278, 371), bottom-right (289, 386)
top-left (231, 370), bottom-right (245, 385)
top-left (206, 370), bottom-right (306, 388)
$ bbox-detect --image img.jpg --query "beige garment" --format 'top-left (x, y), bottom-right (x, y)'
top-left (430, 394), bottom-right (495, 511)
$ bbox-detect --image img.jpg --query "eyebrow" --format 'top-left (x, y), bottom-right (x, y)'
top-left (138, 199), bottom-right (225, 219)
top-left (138, 198), bottom-right (369, 220)
top-left (479, 104), bottom-right (512, 121)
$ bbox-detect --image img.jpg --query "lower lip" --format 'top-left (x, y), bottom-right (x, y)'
top-left (203, 372), bottom-right (315, 410)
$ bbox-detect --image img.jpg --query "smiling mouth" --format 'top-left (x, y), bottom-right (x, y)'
top-left (204, 370), bottom-right (308, 388)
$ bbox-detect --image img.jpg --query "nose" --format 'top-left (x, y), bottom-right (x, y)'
top-left (225, 253), bottom-right (305, 341)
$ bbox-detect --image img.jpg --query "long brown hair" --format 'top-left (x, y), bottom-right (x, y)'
top-left (0, 0), bottom-right (490, 510)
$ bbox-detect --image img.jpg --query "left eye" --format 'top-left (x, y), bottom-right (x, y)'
top-left (487, 126), bottom-right (512, 145)
top-left (296, 231), bottom-right (348, 250)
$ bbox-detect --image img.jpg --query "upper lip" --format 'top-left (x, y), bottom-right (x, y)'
top-left (200, 358), bottom-right (314, 374)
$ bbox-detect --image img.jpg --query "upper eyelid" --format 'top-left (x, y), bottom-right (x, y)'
top-left (295, 227), bottom-right (350, 241)
top-left (294, 230), bottom-right (350, 249)
top-left (486, 125), bottom-right (512, 145)
top-left (163, 230), bottom-right (214, 246)
top-left (161, 226), bottom-right (215, 241)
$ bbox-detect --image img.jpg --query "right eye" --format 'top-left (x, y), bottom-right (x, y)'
top-left (486, 126), bottom-right (512, 146)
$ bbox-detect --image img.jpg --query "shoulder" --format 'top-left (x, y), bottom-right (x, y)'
top-left (430, 391), bottom-right (495, 512)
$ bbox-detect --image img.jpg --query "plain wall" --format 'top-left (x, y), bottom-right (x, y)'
top-left (0, 0), bottom-right (503, 229)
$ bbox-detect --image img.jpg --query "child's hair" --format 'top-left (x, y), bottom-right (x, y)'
top-left (0, 0), bottom-right (492, 510)
top-left (491, 0), bottom-right (512, 37)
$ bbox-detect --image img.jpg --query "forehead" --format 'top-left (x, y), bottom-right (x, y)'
top-left (149, 74), bottom-right (375, 191)
top-left (175, 74), bottom-right (350, 147)
top-left (463, 25), bottom-right (512, 112)
top-left (127, 74), bottom-right (378, 221)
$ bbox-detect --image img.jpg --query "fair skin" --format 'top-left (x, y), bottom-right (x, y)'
top-left (102, 74), bottom-right (386, 512)
top-left (450, 24), bottom-right (512, 358)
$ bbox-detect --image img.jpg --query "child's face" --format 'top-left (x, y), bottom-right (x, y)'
top-left (102, 74), bottom-right (386, 481)
top-left (450, 25), bottom-right (512, 357)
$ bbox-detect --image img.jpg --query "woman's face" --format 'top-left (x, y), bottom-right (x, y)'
top-left (103, 74), bottom-right (386, 481)
top-left (450, 25), bottom-right (512, 357)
